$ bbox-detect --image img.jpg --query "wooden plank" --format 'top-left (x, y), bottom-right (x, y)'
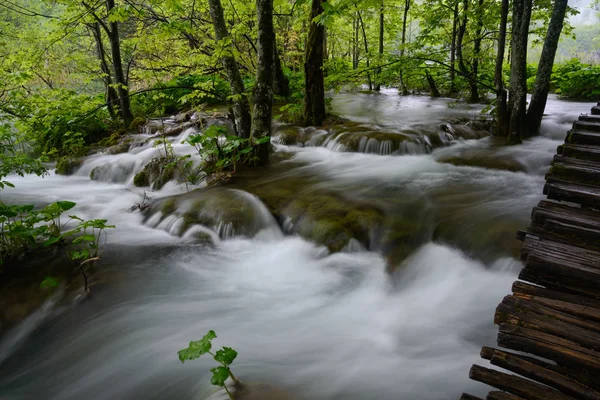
top-left (553, 155), bottom-right (600, 170)
top-left (543, 180), bottom-right (600, 208)
top-left (578, 114), bottom-right (600, 124)
top-left (497, 324), bottom-right (600, 371)
top-left (496, 300), bottom-right (600, 349)
top-left (469, 365), bottom-right (577, 400)
top-left (573, 120), bottom-right (600, 133)
top-left (487, 392), bottom-right (527, 400)
top-left (558, 144), bottom-right (600, 162)
top-left (591, 106), bottom-right (600, 115)
top-left (567, 130), bottom-right (600, 145)
top-left (519, 268), bottom-right (600, 300)
top-left (526, 252), bottom-right (600, 285)
top-left (547, 162), bottom-right (600, 186)
top-left (512, 282), bottom-right (600, 320)
top-left (460, 394), bottom-right (485, 400)
top-left (481, 347), bottom-right (600, 400)
top-left (521, 236), bottom-right (600, 271)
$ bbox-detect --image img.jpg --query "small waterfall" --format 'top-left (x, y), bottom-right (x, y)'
top-left (216, 221), bottom-right (235, 239)
top-left (156, 214), bottom-right (185, 236)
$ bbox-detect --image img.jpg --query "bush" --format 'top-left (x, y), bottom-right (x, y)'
top-left (552, 59), bottom-right (600, 100)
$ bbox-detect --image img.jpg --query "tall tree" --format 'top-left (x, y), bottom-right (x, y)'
top-left (303, 0), bottom-right (326, 126)
top-left (375, 0), bottom-right (384, 92)
top-left (494, 0), bottom-right (509, 137)
top-left (251, 0), bottom-right (275, 165)
top-left (507, 0), bottom-right (533, 144)
top-left (469, 0), bottom-right (484, 103)
top-left (207, 0), bottom-right (252, 138)
top-left (399, 0), bottom-right (411, 95)
top-left (526, 0), bottom-right (569, 135)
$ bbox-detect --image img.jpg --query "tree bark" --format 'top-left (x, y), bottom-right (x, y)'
top-left (469, 0), bottom-right (484, 103)
top-left (495, 0), bottom-right (509, 137)
top-left (356, 10), bottom-right (372, 90)
top-left (456, 0), bottom-right (469, 78)
top-left (526, 0), bottom-right (568, 135)
top-left (507, 0), bottom-right (533, 144)
top-left (426, 71), bottom-right (441, 97)
top-left (252, 0), bottom-right (275, 165)
top-left (450, 1), bottom-right (458, 94)
top-left (273, 36), bottom-right (290, 97)
top-left (399, 0), bottom-right (410, 95)
top-left (375, 0), bottom-right (384, 92)
top-left (106, 0), bottom-right (133, 127)
top-left (303, 0), bottom-right (326, 126)
top-left (208, 0), bottom-right (252, 138)
top-left (89, 22), bottom-right (117, 121)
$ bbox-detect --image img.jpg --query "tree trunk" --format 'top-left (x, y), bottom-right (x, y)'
top-left (507, 0), bottom-right (533, 144)
top-left (303, 0), bottom-right (326, 126)
top-left (495, 0), bottom-right (509, 137)
top-left (526, 0), bottom-right (568, 136)
top-left (90, 22), bottom-right (117, 121)
top-left (456, 0), bottom-right (469, 78)
top-left (399, 0), bottom-right (410, 95)
top-left (450, 1), bottom-right (458, 94)
top-left (375, 0), bottom-right (384, 92)
top-left (426, 71), bottom-right (441, 97)
top-left (252, 0), bottom-right (275, 165)
top-left (106, 0), bottom-right (133, 127)
top-left (208, 0), bottom-right (252, 138)
top-left (273, 36), bottom-right (290, 97)
top-left (470, 0), bottom-right (484, 103)
top-left (356, 10), bottom-right (372, 91)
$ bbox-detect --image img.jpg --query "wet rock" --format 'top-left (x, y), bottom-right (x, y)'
top-left (234, 382), bottom-right (295, 400)
top-left (90, 161), bottom-right (137, 183)
top-left (133, 158), bottom-right (175, 190)
top-left (55, 157), bottom-right (83, 175)
top-left (436, 148), bottom-right (526, 172)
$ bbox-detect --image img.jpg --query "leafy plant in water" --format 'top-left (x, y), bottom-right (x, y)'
top-left (178, 330), bottom-right (240, 400)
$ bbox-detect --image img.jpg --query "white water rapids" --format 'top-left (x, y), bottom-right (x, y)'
top-left (0, 92), bottom-right (595, 399)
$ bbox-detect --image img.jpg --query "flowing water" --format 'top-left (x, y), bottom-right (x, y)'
top-left (0, 91), bottom-right (595, 400)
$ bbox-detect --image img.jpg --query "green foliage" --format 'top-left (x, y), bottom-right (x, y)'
top-left (552, 60), bottom-right (600, 100)
top-left (0, 123), bottom-right (47, 187)
top-left (178, 330), bottom-right (239, 399)
top-left (64, 216), bottom-right (115, 263)
top-left (40, 276), bottom-right (60, 289)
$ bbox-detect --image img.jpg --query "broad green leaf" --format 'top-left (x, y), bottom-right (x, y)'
top-left (214, 347), bottom-right (237, 366)
top-left (177, 330), bottom-right (217, 363)
top-left (210, 366), bottom-right (230, 387)
top-left (57, 201), bottom-right (76, 211)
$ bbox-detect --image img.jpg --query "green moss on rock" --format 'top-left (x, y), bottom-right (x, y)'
top-left (55, 157), bottom-right (83, 175)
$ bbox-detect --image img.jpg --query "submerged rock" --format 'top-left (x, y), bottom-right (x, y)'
top-left (55, 157), bottom-right (83, 175)
top-left (133, 158), bottom-right (175, 190)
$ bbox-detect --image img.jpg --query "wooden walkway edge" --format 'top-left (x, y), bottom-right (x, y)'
top-left (461, 102), bottom-right (600, 400)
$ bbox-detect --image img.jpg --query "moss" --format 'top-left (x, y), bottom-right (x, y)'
top-left (55, 157), bottom-right (83, 175)
top-left (161, 198), bottom-right (177, 215)
top-left (439, 155), bottom-right (526, 172)
top-left (133, 170), bottom-right (149, 187)
top-left (275, 127), bottom-right (301, 145)
top-left (129, 117), bottom-right (146, 131)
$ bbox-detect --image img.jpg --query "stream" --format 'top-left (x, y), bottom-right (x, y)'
top-left (0, 91), bottom-right (595, 400)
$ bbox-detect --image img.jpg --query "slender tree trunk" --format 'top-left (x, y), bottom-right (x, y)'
top-left (495, 0), bottom-right (509, 137)
top-left (252, 0), bottom-right (275, 165)
top-left (426, 71), bottom-right (441, 97)
top-left (470, 0), bottom-right (484, 103)
top-left (106, 0), bottom-right (133, 127)
top-left (273, 36), bottom-right (290, 97)
top-left (450, 1), bottom-right (458, 94)
top-left (399, 0), bottom-right (410, 95)
top-left (353, 14), bottom-right (359, 69)
top-left (456, 0), bottom-right (469, 78)
top-left (526, 0), bottom-right (568, 135)
top-left (90, 22), bottom-right (117, 121)
top-left (375, 0), bottom-right (384, 92)
top-left (303, 0), bottom-right (326, 126)
top-left (356, 10), bottom-right (372, 90)
top-left (208, 0), bottom-right (252, 138)
top-left (507, 0), bottom-right (533, 144)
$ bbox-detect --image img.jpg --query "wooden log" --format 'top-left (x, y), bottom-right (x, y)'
top-left (519, 268), bottom-right (600, 300)
top-left (481, 347), bottom-right (600, 399)
top-left (591, 106), bottom-right (600, 116)
top-left (487, 392), bottom-right (526, 400)
top-left (497, 324), bottom-right (600, 371)
top-left (557, 144), bottom-right (600, 162)
top-left (469, 364), bottom-right (577, 400)
top-left (525, 253), bottom-right (600, 286)
top-left (543, 180), bottom-right (600, 208)
top-left (512, 282), bottom-right (600, 321)
top-left (460, 394), bottom-right (485, 400)
top-left (547, 162), bottom-right (600, 186)
top-left (573, 120), bottom-right (600, 133)
top-left (579, 114), bottom-right (600, 124)
top-left (495, 300), bottom-right (600, 348)
top-left (553, 155), bottom-right (600, 170)
top-left (521, 236), bottom-right (600, 271)
top-left (566, 130), bottom-right (600, 146)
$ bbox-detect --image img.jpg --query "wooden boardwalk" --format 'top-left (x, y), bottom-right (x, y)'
top-left (461, 103), bottom-right (600, 400)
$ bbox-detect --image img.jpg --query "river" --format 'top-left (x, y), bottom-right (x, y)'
top-left (0, 91), bottom-right (595, 400)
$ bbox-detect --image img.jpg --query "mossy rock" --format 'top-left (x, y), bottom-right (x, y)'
top-left (134, 158), bottom-right (176, 190)
top-left (133, 170), bottom-right (150, 187)
top-left (437, 150), bottom-right (526, 172)
top-left (273, 126), bottom-right (302, 145)
top-left (55, 157), bottom-right (83, 175)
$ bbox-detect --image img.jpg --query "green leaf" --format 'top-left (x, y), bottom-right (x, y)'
top-left (43, 236), bottom-right (62, 247)
top-left (214, 346), bottom-right (237, 366)
top-left (210, 366), bottom-right (230, 387)
top-left (177, 330), bottom-right (217, 363)
top-left (57, 201), bottom-right (76, 211)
